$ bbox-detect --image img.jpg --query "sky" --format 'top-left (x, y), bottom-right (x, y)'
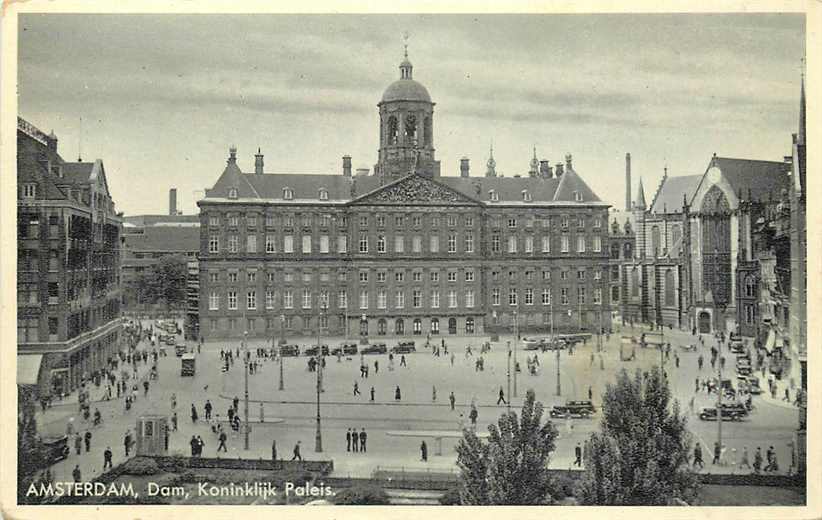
top-left (18, 13), bottom-right (805, 216)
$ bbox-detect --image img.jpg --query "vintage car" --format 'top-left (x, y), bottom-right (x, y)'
top-left (180, 353), bottom-right (196, 376)
top-left (698, 404), bottom-right (748, 422)
top-left (164, 336), bottom-right (177, 346)
top-left (541, 339), bottom-right (567, 351)
top-left (361, 343), bottom-right (388, 355)
top-left (391, 341), bottom-right (416, 354)
top-left (738, 374), bottom-right (763, 395)
top-left (279, 344), bottom-right (301, 357)
top-left (729, 342), bottom-right (746, 354)
top-left (549, 400), bottom-right (596, 418)
top-left (522, 338), bottom-right (541, 351)
top-left (331, 343), bottom-right (359, 356)
top-left (736, 362), bottom-right (753, 376)
top-left (41, 434), bottom-right (70, 464)
top-left (304, 345), bottom-right (330, 357)
top-left (175, 343), bottom-right (188, 357)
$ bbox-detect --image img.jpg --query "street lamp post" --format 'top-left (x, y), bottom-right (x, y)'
top-left (279, 314), bottom-right (285, 391)
top-left (556, 346), bottom-right (561, 396)
top-left (315, 304), bottom-right (327, 453)
top-left (513, 308), bottom-right (518, 398)
top-left (717, 350), bottom-right (723, 460)
top-left (243, 330), bottom-right (250, 450)
top-left (506, 341), bottom-right (512, 412)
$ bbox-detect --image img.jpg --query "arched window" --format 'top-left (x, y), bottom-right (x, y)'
top-left (624, 242), bottom-right (633, 259)
top-left (387, 116), bottom-right (398, 145)
top-left (413, 319), bottom-right (422, 335)
top-left (611, 242), bottom-right (621, 259)
top-left (405, 114), bottom-right (417, 143)
top-left (318, 188), bottom-right (328, 201)
top-left (522, 190), bottom-right (532, 202)
top-left (448, 318), bottom-right (457, 335)
top-left (664, 269), bottom-right (675, 306)
top-left (283, 187), bottom-right (293, 200)
top-left (745, 276), bottom-right (757, 298)
top-left (228, 187), bottom-right (238, 199)
top-left (395, 318), bottom-right (405, 335)
top-left (424, 117), bottom-right (432, 146)
top-left (377, 318), bottom-right (387, 335)
top-left (430, 318), bottom-right (439, 335)
top-left (489, 190), bottom-right (499, 202)
top-left (465, 317), bottom-right (475, 334)
top-left (651, 225), bottom-right (661, 257)
top-left (671, 224), bottom-right (682, 248)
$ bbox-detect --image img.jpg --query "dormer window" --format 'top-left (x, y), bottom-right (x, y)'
top-left (574, 191), bottom-right (583, 202)
top-left (228, 187), bottom-right (238, 199)
top-left (489, 189), bottom-right (499, 202)
top-left (522, 190), bottom-right (532, 202)
top-left (22, 183), bottom-right (37, 199)
top-left (283, 187), bottom-right (294, 200)
top-left (319, 188), bottom-right (328, 201)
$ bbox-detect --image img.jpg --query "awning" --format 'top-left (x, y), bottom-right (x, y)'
top-left (17, 354), bottom-right (43, 386)
top-left (762, 328), bottom-right (775, 354)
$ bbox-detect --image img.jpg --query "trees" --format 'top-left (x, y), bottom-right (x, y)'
top-left (577, 367), bottom-right (699, 505)
top-left (455, 389), bottom-right (558, 505)
top-left (127, 255), bottom-right (188, 311)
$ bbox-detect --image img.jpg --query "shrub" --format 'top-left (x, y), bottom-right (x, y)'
top-left (548, 473), bottom-right (578, 501)
top-left (121, 457), bottom-right (160, 475)
top-left (439, 486), bottom-right (462, 505)
top-left (332, 485), bottom-right (390, 505)
top-left (166, 453), bottom-right (189, 473)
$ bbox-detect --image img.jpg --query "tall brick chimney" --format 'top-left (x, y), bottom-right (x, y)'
top-left (169, 188), bottom-right (178, 216)
top-left (460, 157), bottom-right (470, 178)
top-left (539, 160), bottom-right (551, 178)
top-left (254, 148), bottom-right (264, 174)
top-left (625, 152), bottom-right (632, 211)
top-left (342, 155), bottom-right (352, 177)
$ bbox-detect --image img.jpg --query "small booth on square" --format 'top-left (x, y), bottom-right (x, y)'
top-left (136, 415), bottom-right (169, 455)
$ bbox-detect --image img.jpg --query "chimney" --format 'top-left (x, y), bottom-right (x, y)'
top-left (47, 130), bottom-right (58, 152)
top-left (625, 152), bottom-right (632, 211)
top-left (539, 160), bottom-right (551, 178)
top-left (460, 157), bottom-right (470, 178)
top-left (342, 155), bottom-right (352, 177)
top-left (169, 188), bottom-right (178, 216)
top-left (555, 163), bottom-right (564, 177)
top-left (227, 146), bottom-right (237, 165)
top-left (254, 148), bottom-right (264, 174)
top-left (565, 154), bottom-right (573, 171)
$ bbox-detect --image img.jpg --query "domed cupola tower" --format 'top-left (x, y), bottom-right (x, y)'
top-left (374, 43), bottom-right (440, 180)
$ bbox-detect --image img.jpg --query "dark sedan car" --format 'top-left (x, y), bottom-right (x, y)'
top-left (304, 345), bottom-right (330, 357)
top-left (361, 343), bottom-right (388, 354)
top-left (391, 341), bottom-right (416, 354)
top-left (549, 400), bottom-right (596, 418)
top-left (279, 344), bottom-right (301, 357)
top-left (331, 343), bottom-right (359, 356)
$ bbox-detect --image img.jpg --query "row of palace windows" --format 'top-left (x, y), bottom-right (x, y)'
top-left (208, 316), bottom-right (477, 335)
top-left (207, 232), bottom-right (603, 255)
top-left (207, 212), bottom-right (604, 231)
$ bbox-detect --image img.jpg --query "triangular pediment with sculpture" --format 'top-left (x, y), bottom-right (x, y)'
top-left (349, 173), bottom-right (480, 206)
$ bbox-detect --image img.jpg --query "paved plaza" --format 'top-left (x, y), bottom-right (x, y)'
top-left (36, 319), bottom-right (801, 483)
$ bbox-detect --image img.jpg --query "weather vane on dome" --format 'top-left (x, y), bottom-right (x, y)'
top-left (403, 31), bottom-right (410, 58)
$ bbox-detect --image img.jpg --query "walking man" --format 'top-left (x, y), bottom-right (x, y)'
top-left (400, 355), bottom-right (407, 367)
top-left (740, 446), bottom-right (751, 470)
top-left (497, 387), bottom-right (507, 405)
top-left (353, 382), bottom-right (361, 396)
top-left (360, 429), bottom-right (367, 453)
top-left (574, 443), bottom-right (583, 467)
top-left (205, 400), bottom-right (212, 420)
top-left (370, 386), bottom-right (375, 402)
top-left (420, 441), bottom-right (428, 462)
top-left (712, 441), bottom-right (721, 465)
top-left (84, 430), bottom-right (92, 453)
top-left (395, 386), bottom-right (402, 401)
top-left (74, 432), bottom-right (82, 455)
top-left (693, 443), bottom-right (704, 469)
top-left (191, 404), bottom-right (198, 423)
top-left (469, 405), bottom-right (478, 427)
top-left (352, 429), bottom-right (359, 453)
top-left (218, 431), bottom-right (228, 453)
top-left (753, 447), bottom-right (763, 474)
top-left (103, 446), bottom-right (113, 470)
top-left (124, 429), bottom-right (133, 457)
top-left (72, 465), bottom-right (82, 483)
top-left (346, 428), bottom-right (352, 452)
top-left (449, 391), bottom-right (456, 411)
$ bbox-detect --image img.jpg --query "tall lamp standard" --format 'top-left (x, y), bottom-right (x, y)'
top-left (315, 303), bottom-right (327, 453)
top-left (513, 308), bottom-right (518, 398)
top-left (279, 314), bottom-right (285, 391)
top-left (506, 341), bottom-right (512, 412)
top-left (243, 330), bottom-right (250, 450)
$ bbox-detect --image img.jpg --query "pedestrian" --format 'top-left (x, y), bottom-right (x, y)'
top-left (143, 379), bottom-right (149, 395)
top-left (588, 386), bottom-right (593, 401)
top-left (784, 388), bottom-right (791, 402)
top-left (228, 407), bottom-right (235, 424)
top-left (74, 432), bottom-right (82, 455)
top-left (218, 431), bottom-right (227, 452)
top-left (395, 386), bottom-right (402, 401)
top-left (765, 446), bottom-right (778, 472)
top-left (346, 428), bottom-right (352, 452)
top-left (469, 405), bottom-right (478, 427)
top-left (271, 439), bottom-right (277, 461)
top-left (740, 446), bottom-right (751, 470)
top-left (233, 396), bottom-right (240, 411)
top-left (574, 443), bottom-right (582, 467)
top-left (590, 352), bottom-right (594, 366)
top-left (432, 386), bottom-right (437, 402)
top-left (753, 447), bottom-right (763, 474)
top-left (698, 355), bottom-right (704, 370)
top-left (103, 446), bottom-right (113, 470)
top-left (450, 353), bottom-right (455, 366)
top-left (191, 404), bottom-right (198, 423)
top-left (374, 360), bottom-right (379, 373)
top-left (712, 441), bottom-right (721, 465)
top-left (360, 429), bottom-right (367, 453)
top-left (171, 393), bottom-right (177, 409)
top-left (400, 355), bottom-right (407, 367)
top-left (197, 436), bottom-right (205, 456)
top-left (693, 443), bottom-right (704, 469)
top-left (124, 429), bottom-right (133, 457)
top-left (420, 440), bottom-right (428, 462)
top-left (370, 386), bottom-right (375, 402)
top-left (353, 382), bottom-right (361, 396)
top-left (689, 396), bottom-right (695, 413)
top-left (695, 377), bottom-right (700, 393)
top-left (84, 430), bottom-right (92, 452)
top-left (72, 464), bottom-right (82, 483)
top-left (352, 429), bottom-right (359, 453)
top-left (205, 400), bottom-right (212, 420)
top-left (449, 391), bottom-right (456, 411)
top-left (675, 354), bottom-right (680, 368)
top-left (172, 411), bottom-right (178, 431)
top-left (497, 387), bottom-right (507, 405)
top-left (292, 441), bottom-right (303, 461)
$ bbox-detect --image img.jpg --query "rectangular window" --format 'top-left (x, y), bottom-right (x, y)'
top-left (284, 215), bottom-right (294, 227)
top-left (302, 272), bottom-right (311, 283)
top-left (594, 288), bottom-right (602, 304)
top-left (376, 272), bottom-right (386, 283)
top-left (561, 216), bottom-right (568, 228)
top-left (413, 289), bottom-right (422, 308)
top-left (319, 235), bottom-right (329, 253)
top-left (577, 236), bottom-right (586, 253)
top-left (508, 218), bottom-right (517, 228)
top-left (337, 235), bottom-right (348, 253)
top-left (395, 215), bottom-right (404, 227)
top-left (302, 214), bottom-right (312, 227)
top-left (209, 235), bottom-right (219, 253)
top-left (525, 236), bottom-right (534, 253)
top-left (432, 216), bottom-right (439, 228)
top-left (209, 292), bottom-right (219, 310)
top-left (284, 272), bottom-right (293, 282)
top-left (266, 214), bottom-right (276, 227)
top-left (448, 290), bottom-right (457, 308)
top-left (228, 272), bottom-right (238, 283)
top-left (578, 286), bottom-right (586, 304)
top-left (266, 290), bottom-right (275, 309)
top-left (284, 290), bottom-right (293, 309)
top-left (541, 236), bottom-right (550, 253)
top-left (265, 234), bottom-right (276, 253)
top-left (413, 271), bottom-right (422, 282)
top-left (338, 290), bottom-right (347, 309)
top-left (247, 291), bottom-right (257, 310)
top-left (465, 233), bottom-right (474, 253)
top-left (560, 270), bottom-right (568, 281)
top-left (508, 236), bottom-right (517, 253)
top-left (508, 288), bottom-right (518, 306)
top-left (448, 214), bottom-right (458, 227)
top-left (466, 289), bottom-right (475, 308)
top-left (209, 215), bottom-right (219, 227)
top-left (284, 235), bottom-right (294, 253)
top-left (594, 270), bottom-right (602, 280)
top-left (359, 234), bottom-right (368, 253)
top-left (578, 270), bottom-right (586, 280)
top-left (561, 235), bottom-right (569, 253)
top-left (491, 234), bottom-right (500, 253)
top-left (377, 235), bottom-right (386, 253)
top-left (248, 271), bottom-right (256, 283)
top-left (247, 235), bottom-right (257, 253)
top-left (395, 291), bottom-right (405, 309)
top-left (542, 288), bottom-right (551, 305)
top-left (210, 272), bottom-right (219, 283)
top-left (447, 271), bottom-right (457, 282)
top-left (430, 271), bottom-right (439, 283)
top-left (593, 236), bottom-right (602, 252)
top-left (377, 290), bottom-right (387, 309)
top-left (376, 215), bottom-right (385, 227)
top-left (302, 289), bottom-right (312, 309)
top-left (465, 216), bottom-right (474, 227)
top-left (302, 235), bottom-right (312, 253)
top-left (561, 288), bottom-right (569, 305)
top-left (492, 288), bottom-right (500, 306)
top-left (22, 183), bottom-right (37, 198)
top-left (228, 235), bottom-right (239, 253)
top-left (359, 290), bottom-right (368, 309)
top-left (247, 215), bottom-right (257, 228)
top-left (395, 235), bottom-right (404, 253)
top-left (428, 290), bottom-right (439, 308)
top-left (395, 271), bottom-right (405, 282)
top-left (412, 236), bottom-right (422, 253)
top-left (448, 234), bottom-right (457, 253)
top-left (359, 271), bottom-right (368, 283)
top-left (465, 270), bottom-right (474, 282)
top-left (359, 215), bottom-right (368, 227)
top-left (320, 214), bottom-right (331, 227)
top-left (578, 217), bottom-right (585, 229)
top-left (526, 271), bottom-right (534, 281)
top-left (525, 288), bottom-right (534, 305)
top-left (228, 290), bottom-right (237, 310)
top-left (210, 319), bottom-right (218, 332)
top-left (229, 214), bottom-right (239, 227)
top-left (413, 216), bottom-right (422, 227)
top-left (430, 236), bottom-right (439, 253)
top-left (594, 217), bottom-right (602, 229)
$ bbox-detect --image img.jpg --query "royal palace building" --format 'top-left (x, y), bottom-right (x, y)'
top-left (197, 52), bottom-right (612, 340)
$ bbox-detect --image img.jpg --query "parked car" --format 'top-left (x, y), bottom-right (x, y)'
top-left (698, 405), bottom-right (747, 422)
top-left (279, 344), bottom-right (301, 357)
top-left (392, 341), bottom-right (416, 354)
top-left (549, 400), bottom-right (596, 418)
top-left (175, 343), bottom-right (187, 357)
top-left (331, 343), bottom-right (359, 356)
top-left (541, 339), bottom-right (567, 351)
top-left (180, 353), bottom-right (196, 376)
top-left (41, 434), bottom-right (70, 464)
top-left (736, 363), bottom-right (753, 376)
top-left (729, 342), bottom-right (746, 354)
top-left (361, 343), bottom-right (388, 355)
top-left (164, 336), bottom-right (177, 346)
top-left (738, 374), bottom-right (762, 395)
top-left (304, 345), bottom-right (330, 357)
top-left (522, 338), bottom-right (541, 351)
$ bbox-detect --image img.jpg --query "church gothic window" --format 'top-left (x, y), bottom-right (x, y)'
top-left (405, 114), bottom-right (417, 143)
top-left (664, 269), bottom-right (675, 306)
top-left (387, 116), bottom-right (398, 145)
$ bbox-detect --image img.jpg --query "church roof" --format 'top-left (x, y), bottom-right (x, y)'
top-left (552, 167), bottom-right (601, 203)
top-left (381, 79), bottom-right (432, 103)
top-left (60, 162), bottom-right (95, 184)
top-left (123, 226), bottom-right (200, 253)
top-left (649, 174), bottom-right (702, 214)
top-left (708, 157), bottom-right (789, 202)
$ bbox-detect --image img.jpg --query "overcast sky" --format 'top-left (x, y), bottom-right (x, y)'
top-left (18, 13), bottom-right (805, 215)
